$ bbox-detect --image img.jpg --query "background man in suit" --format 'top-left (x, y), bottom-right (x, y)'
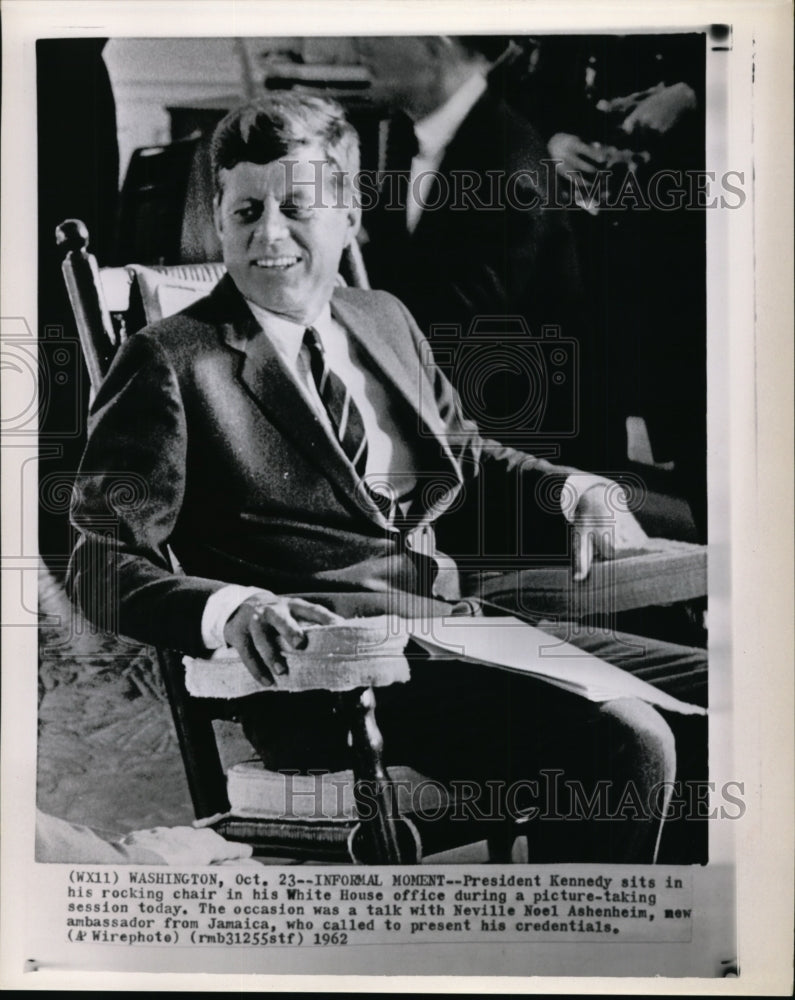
top-left (69, 94), bottom-right (705, 861)
top-left (355, 36), bottom-right (587, 464)
top-left (521, 33), bottom-right (708, 537)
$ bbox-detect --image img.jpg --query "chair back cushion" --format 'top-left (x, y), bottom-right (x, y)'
top-left (126, 262), bottom-right (227, 325)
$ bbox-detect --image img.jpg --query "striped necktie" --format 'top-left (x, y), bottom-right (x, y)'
top-left (303, 326), bottom-right (407, 525)
top-left (303, 326), bottom-right (369, 478)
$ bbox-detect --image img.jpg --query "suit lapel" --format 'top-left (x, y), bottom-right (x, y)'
top-left (330, 292), bottom-right (466, 519)
top-left (211, 277), bottom-right (373, 516)
top-left (330, 294), bottom-right (420, 415)
top-left (210, 277), bottom-right (465, 526)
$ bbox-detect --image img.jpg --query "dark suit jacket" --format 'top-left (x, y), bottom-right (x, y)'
top-left (361, 89), bottom-right (586, 464)
top-left (363, 88), bottom-right (582, 346)
top-left (69, 276), bottom-right (571, 657)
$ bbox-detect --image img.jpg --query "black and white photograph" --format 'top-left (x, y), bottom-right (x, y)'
top-left (1, 0), bottom-right (792, 991)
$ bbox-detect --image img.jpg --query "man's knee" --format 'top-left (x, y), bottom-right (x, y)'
top-left (598, 697), bottom-right (677, 785)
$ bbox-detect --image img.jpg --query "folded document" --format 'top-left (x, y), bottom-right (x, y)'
top-left (406, 617), bottom-right (706, 716)
top-left (184, 615), bottom-right (705, 716)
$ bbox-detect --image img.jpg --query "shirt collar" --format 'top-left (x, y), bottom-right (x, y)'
top-left (413, 70), bottom-right (488, 160)
top-left (244, 298), bottom-right (334, 365)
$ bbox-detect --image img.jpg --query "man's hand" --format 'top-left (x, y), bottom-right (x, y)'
top-left (619, 82), bottom-right (697, 137)
top-left (596, 83), bottom-right (663, 118)
top-left (548, 132), bottom-right (607, 178)
top-left (572, 481), bottom-right (649, 581)
top-left (223, 595), bottom-right (342, 686)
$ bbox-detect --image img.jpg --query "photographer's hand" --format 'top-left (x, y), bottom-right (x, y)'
top-left (223, 595), bottom-right (342, 685)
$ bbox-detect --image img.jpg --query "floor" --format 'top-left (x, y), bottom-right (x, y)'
top-left (37, 565), bottom-right (194, 840)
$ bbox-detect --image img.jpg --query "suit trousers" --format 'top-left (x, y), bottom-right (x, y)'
top-left (240, 621), bottom-right (707, 864)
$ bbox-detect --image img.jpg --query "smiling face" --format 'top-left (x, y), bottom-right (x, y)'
top-left (214, 144), bottom-right (360, 324)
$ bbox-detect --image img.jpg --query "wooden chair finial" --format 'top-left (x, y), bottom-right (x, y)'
top-left (55, 219), bottom-right (90, 253)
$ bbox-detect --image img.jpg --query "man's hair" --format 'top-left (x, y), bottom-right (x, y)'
top-left (210, 93), bottom-right (360, 196)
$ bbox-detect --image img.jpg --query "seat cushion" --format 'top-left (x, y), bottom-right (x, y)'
top-left (184, 616), bottom-right (412, 697)
top-left (226, 760), bottom-right (447, 821)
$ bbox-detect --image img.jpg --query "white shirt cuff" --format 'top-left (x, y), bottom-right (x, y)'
top-left (560, 473), bottom-right (615, 522)
top-left (201, 585), bottom-right (278, 650)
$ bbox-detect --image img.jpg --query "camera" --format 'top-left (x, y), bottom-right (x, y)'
top-left (421, 315), bottom-right (579, 449)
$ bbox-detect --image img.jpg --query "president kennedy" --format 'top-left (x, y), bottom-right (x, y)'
top-left (69, 94), bottom-right (705, 862)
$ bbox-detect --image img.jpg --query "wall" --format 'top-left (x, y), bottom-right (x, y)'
top-left (103, 37), bottom-right (361, 183)
top-left (104, 38), bottom-right (245, 182)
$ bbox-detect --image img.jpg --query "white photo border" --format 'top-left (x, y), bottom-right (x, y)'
top-left (1, 0), bottom-right (792, 993)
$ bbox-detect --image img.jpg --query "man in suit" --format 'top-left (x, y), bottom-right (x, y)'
top-left (355, 36), bottom-right (586, 462)
top-left (69, 93), bottom-right (705, 862)
top-left (522, 33), bottom-right (708, 535)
